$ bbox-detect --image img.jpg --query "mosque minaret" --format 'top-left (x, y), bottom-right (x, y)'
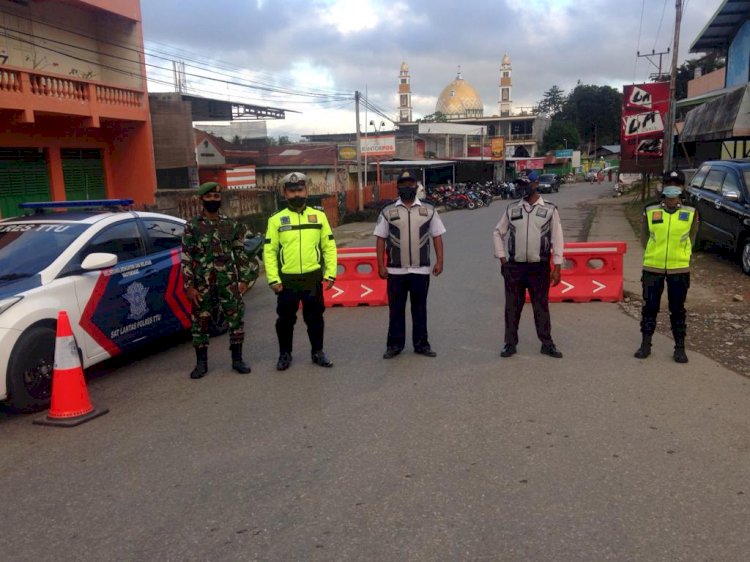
top-left (499, 53), bottom-right (512, 116)
top-left (398, 61), bottom-right (412, 123)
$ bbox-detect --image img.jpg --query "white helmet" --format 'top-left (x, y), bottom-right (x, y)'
top-left (281, 172), bottom-right (307, 188)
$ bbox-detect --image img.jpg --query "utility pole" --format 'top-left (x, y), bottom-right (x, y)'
top-left (664, 0), bottom-right (682, 172)
top-left (355, 90), bottom-right (363, 211)
top-left (637, 48), bottom-right (671, 80)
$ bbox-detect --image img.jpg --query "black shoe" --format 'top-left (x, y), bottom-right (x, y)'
top-left (673, 347), bottom-right (688, 363)
top-left (276, 352), bottom-right (292, 371)
top-left (383, 347), bottom-right (402, 359)
top-left (311, 351), bottom-right (333, 368)
top-left (500, 344), bottom-right (517, 358)
top-left (415, 347), bottom-right (437, 357)
top-left (540, 344), bottom-right (563, 358)
top-left (190, 347), bottom-right (208, 379)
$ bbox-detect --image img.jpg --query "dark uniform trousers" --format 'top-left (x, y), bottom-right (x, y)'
top-left (387, 273), bottom-right (430, 351)
top-left (640, 271), bottom-right (690, 338)
top-left (503, 261), bottom-right (553, 346)
top-left (276, 271), bottom-right (325, 355)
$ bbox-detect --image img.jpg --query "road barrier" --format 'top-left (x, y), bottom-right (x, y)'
top-left (524, 241), bottom-right (627, 303)
top-left (34, 310), bottom-right (109, 427)
top-left (325, 247), bottom-right (388, 307)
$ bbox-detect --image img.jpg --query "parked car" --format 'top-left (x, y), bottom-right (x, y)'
top-left (685, 159), bottom-right (750, 275)
top-left (0, 200), bottom-right (191, 412)
top-left (537, 174), bottom-right (560, 194)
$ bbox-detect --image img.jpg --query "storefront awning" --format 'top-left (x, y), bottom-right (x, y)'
top-left (680, 84), bottom-right (750, 142)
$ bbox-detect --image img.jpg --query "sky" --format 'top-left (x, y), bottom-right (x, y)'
top-left (140, 0), bottom-right (726, 139)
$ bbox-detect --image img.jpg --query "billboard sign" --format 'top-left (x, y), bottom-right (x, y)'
top-left (338, 145), bottom-right (357, 161)
top-left (515, 158), bottom-right (545, 171)
top-left (360, 135), bottom-right (396, 157)
top-left (555, 149), bottom-right (573, 158)
top-left (620, 82), bottom-right (670, 173)
top-left (491, 137), bottom-right (505, 160)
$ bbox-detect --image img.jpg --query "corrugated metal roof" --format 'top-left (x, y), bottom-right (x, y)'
top-left (690, 0), bottom-right (750, 53)
top-left (680, 84), bottom-right (750, 141)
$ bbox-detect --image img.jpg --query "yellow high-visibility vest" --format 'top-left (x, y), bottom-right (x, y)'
top-left (643, 204), bottom-right (696, 272)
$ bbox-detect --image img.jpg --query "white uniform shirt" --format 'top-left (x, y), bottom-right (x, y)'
top-left (374, 198), bottom-right (446, 275)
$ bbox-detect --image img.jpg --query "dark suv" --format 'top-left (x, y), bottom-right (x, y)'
top-left (538, 174), bottom-right (560, 194)
top-left (685, 159), bottom-right (750, 275)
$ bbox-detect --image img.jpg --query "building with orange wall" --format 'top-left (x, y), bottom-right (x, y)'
top-left (0, 0), bottom-right (156, 218)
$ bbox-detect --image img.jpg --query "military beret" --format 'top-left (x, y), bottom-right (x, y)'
top-left (197, 181), bottom-right (222, 196)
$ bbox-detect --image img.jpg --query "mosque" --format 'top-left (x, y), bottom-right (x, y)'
top-left (395, 55), bottom-right (550, 164)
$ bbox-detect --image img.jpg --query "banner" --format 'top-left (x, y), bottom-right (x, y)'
top-left (516, 158), bottom-right (545, 171)
top-left (620, 82), bottom-right (670, 174)
top-left (360, 135), bottom-right (396, 157)
top-left (491, 137), bottom-right (505, 160)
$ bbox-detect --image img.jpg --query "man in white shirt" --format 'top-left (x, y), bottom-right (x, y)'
top-left (374, 170), bottom-right (446, 359)
top-left (493, 170), bottom-right (564, 359)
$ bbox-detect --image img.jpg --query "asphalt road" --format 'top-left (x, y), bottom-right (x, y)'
top-left (2, 183), bottom-right (750, 561)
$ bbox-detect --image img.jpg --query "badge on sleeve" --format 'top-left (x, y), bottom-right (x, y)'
top-left (308, 214), bottom-right (317, 223)
top-left (280, 216), bottom-right (291, 225)
top-left (678, 211), bottom-right (690, 221)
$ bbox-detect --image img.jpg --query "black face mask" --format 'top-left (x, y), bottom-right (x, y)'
top-left (517, 184), bottom-right (533, 199)
top-left (287, 196), bottom-right (307, 211)
top-left (398, 186), bottom-right (417, 201)
top-left (202, 200), bottom-right (221, 213)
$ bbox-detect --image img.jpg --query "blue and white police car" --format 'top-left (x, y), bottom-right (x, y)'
top-left (0, 200), bottom-right (191, 412)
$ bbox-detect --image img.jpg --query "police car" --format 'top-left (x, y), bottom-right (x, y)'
top-left (0, 200), bottom-right (190, 412)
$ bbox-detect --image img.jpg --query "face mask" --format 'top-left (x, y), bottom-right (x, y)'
top-left (288, 196), bottom-right (306, 210)
top-left (398, 186), bottom-right (417, 201)
top-left (202, 200), bottom-right (221, 213)
top-left (662, 186), bottom-right (682, 198)
top-left (517, 184), bottom-right (532, 199)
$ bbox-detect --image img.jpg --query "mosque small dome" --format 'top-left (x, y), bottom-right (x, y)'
top-left (400, 61), bottom-right (409, 72)
top-left (502, 53), bottom-right (511, 66)
top-left (435, 72), bottom-right (483, 118)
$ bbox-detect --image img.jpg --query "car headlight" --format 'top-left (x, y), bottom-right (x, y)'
top-left (0, 296), bottom-right (23, 316)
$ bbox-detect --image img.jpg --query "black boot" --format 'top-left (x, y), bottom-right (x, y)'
top-left (230, 343), bottom-right (252, 374)
top-left (673, 338), bottom-right (688, 363)
top-left (190, 347), bottom-right (208, 379)
top-left (634, 335), bottom-right (652, 359)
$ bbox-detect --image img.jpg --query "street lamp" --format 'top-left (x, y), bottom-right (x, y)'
top-left (563, 137), bottom-right (568, 149)
top-left (370, 120), bottom-right (386, 198)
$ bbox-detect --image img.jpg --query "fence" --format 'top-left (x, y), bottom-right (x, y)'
top-left (343, 181), bottom-right (398, 213)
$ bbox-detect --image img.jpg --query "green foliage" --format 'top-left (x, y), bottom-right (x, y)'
top-left (653, 53), bottom-right (725, 100)
top-left (418, 111), bottom-right (448, 123)
top-left (536, 85), bottom-right (566, 116)
top-left (541, 120), bottom-right (580, 153)
top-left (557, 83), bottom-right (623, 146)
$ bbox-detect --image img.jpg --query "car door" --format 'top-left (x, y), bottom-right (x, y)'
top-left (696, 167), bottom-right (732, 247)
top-left (71, 219), bottom-right (165, 362)
top-left (139, 217), bottom-right (192, 338)
top-left (718, 169), bottom-right (750, 252)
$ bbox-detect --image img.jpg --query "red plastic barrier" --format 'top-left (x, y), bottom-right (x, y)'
top-left (325, 247), bottom-right (388, 307)
top-left (525, 241), bottom-right (627, 303)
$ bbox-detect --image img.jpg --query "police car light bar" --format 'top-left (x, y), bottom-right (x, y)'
top-left (18, 199), bottom-right (134, 210)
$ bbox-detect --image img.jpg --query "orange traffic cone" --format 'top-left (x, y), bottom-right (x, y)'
top-left (34, 311), bottom-right (108, 427)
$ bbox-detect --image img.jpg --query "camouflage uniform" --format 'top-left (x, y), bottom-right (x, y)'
top-left (182, 211), bottom-right (252, 348)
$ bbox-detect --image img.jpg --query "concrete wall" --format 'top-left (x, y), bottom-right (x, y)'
top-left (687, 68), bottom-right (726, 98)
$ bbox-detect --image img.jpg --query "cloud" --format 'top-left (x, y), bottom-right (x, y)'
top-left (140, 0), bottom-right (727, 137)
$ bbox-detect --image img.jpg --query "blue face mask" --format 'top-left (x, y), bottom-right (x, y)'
top-left (662, 186), bottom-right (682, 198)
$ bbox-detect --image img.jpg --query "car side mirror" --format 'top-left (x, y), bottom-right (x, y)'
top-left (723, 190), bottom-right (741, 202)
top-left (81, 252), bottom-right (118, 270)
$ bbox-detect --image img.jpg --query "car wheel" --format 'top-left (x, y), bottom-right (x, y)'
top-left (741, 238), bottom-right (750, 275)
top-left (6, 324), bottom-right (56, 413)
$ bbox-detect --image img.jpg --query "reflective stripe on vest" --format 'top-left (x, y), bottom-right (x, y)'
top-left (643, 204), bottom-right (695, 271)
top-left (382, 203), bottom-right (434, 268)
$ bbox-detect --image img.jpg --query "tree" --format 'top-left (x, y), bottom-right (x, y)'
top-left (653, 53), bottom-right (726, 100)
top-left (536, 85), bottom-right (566, 116)
top-left (558, 83), bottom-right (622, 147)
top-left (541, 120), bottom-right (580, 153)
top-left (418, 111), bottom-right (447, 123)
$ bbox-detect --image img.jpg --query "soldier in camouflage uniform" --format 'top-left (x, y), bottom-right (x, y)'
top-left (182, 181), bottom-right (253, 379)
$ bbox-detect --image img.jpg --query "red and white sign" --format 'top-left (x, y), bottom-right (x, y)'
top-left (225, 166), bottom-right (256, 189)
top-left (516, 158), bottom-right (545, 171)
top-left (620, 82), bottom-right (670, 173)
top-left (360, 135), bottom-right (396, 157)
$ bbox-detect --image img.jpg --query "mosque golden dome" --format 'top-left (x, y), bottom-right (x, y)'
top-left (435, 72), bottom-right (484, 118)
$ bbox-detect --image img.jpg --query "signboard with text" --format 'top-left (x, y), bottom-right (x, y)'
top-left (555, 149), bottom-right (573, 158)
top-left (515, 158), bottom-right (545, 171)
top-left (620, 82), bottom-right (670, 174)
top-left (360, 135), bottom-right (396, 157)
top-left (491, 137), bottom-right (505, 160)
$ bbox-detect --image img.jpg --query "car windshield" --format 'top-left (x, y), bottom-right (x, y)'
top-left (0, 222), bottom-right (87, 278)
top-left (539, 175), bottom-right (555, 181)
